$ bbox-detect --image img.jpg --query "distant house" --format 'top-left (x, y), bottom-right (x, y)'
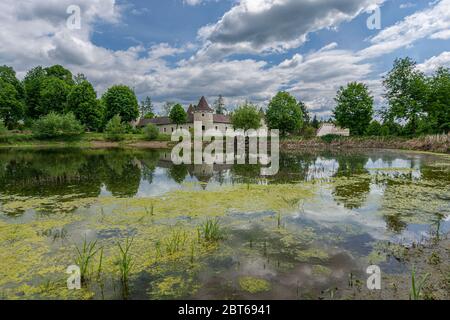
top-left (316, 123), bottom-right (350, 137)
top-left (137, 96), bottom-right (232, 134)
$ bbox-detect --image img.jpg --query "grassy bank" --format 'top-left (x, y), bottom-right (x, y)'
top-left (281, 134), bottom-right (450, 154)
top-left (0, 132), bottom-right (173, 149)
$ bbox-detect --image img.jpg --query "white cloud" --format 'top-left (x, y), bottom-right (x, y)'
top-left (198, 0), bottom-right (384, 55)
top-left (417, 51), bottom-right (450, 73)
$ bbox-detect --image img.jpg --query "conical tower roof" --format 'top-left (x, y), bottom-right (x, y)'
top-left (196, 96), bottom-right (214, 112)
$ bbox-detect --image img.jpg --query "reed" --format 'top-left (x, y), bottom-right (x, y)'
top-left (117, 237), bottom-right (134, 285)
top-left (75, 237), bottom-right (100, 283)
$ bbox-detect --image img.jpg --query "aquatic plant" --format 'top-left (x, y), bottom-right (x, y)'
top-left (199, 218), bottom-right (224, 242)
top-left (164, 230), bottom-right (187, 255)
top-left (75, 238), bottom-right (100, 283)
top-left (117, 237), bottom-right (134, 285)
top-left (410, 266), bottom-right (430, 300)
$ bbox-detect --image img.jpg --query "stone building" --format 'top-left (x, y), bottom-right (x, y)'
top-left (316, 123), bottom-right (350, 137)
top-left (137, 96), bottom-right (232, 134)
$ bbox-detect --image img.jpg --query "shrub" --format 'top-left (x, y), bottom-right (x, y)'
top-left (301, 126), bottom-right (317, 138)
top-left (32, 112), bottom-right (84, 139)
top-left (144, 124), bottom-right (159, 141)
top-left (321, 134), bottom-right (343, 143)
top-left (0, 119), bottom-right (7, 136)
top-left (105, 114), bottom-right (126, 141)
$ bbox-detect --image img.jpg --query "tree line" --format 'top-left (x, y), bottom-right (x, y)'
top-left (232, 57), bottom-right (449, 137)
top-left (0, 64), bottom-right (141, 132)
top-left (1, 57), bottom-right (448, 138)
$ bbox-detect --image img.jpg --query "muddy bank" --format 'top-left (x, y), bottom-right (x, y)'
top-left (281, 135), bottom-right (450, 154)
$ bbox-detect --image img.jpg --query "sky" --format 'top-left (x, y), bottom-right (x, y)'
top-left (1, 0), bottom-right (450, 117)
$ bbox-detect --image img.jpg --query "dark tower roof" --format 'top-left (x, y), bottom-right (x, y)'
top-left (197, 96), bottom-right (214, 112)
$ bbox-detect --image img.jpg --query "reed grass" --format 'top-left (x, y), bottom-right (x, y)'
top-left (199, 218), bottom-right (224, 242)
top-left (117, 237), bottom-right (134, 285)
top-left (75, 237), bottom-right (100, 283)
top-left (410, 266), bottom-right (430, 300)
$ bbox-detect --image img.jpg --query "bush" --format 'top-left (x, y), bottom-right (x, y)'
top-left (105, 114), bottom-right (126, 141)
top-left (144, 124), bottom-right (159, 141)
top-left (300, 126), bottom-right (317, 138)
top-left (32, 112), bottom-right (84, 139)
top-left (0, 119), bottom-right (7, 136)
top-left (321, 134), bottom-right (343, 143)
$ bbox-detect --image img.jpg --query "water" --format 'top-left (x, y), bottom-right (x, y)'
top-left (0, 148), bottom-right (449, 300)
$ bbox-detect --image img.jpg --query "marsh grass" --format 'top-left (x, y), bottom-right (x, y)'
top-left (75, 238), bottom-right (100, 283)
top-left (410, 266), bottom-right (430, 300)
top-left (199, 218), bottom-right (224, 242)
top-left (164, 230), bottom-right (188, 255)
top-left (117, 237), bottom-right (134, 285)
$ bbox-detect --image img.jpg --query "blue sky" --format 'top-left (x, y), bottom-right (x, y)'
top-left (1, 0), bottom-right (449, 117)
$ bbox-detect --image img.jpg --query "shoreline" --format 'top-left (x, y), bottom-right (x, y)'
top-left (0, 134), bottom-right (449, 155)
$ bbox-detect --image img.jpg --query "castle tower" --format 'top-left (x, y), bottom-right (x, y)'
top-left (193, 96), bottom-right (214, 131)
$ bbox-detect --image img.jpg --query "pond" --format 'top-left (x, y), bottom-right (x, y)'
top-left (0, 148), bottom-right (449, 300)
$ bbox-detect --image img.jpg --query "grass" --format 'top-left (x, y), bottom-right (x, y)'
top-left (164, 230), bottom-right (188, 255)
top-left (117, 237), bottom-right (134, 285)
top-left (75, 238), bottom-right (101, 283)
top-left (199, 218), bottom-right (224, 242)
top-left (410, 266), bottom-right (431, 300)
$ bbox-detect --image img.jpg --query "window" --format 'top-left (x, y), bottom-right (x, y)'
top-left (202, 114), bottom-right (205, 117)
top-left (202, 126), bottom-right (206, 131)
top-left (164, 128), bottom-right (167, 132)
top-left (215, 126), bottom-right (218, 130)
top-left (171, 128), bottom-right (174, 132)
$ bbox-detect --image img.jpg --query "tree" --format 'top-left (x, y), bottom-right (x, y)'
top-left (74, 73), bottom-right (88, 85)
top-left (0, 79), bottom-right (25, 128)
top-left (383, 58), bottom-right (428, 135)
top-left (140, 96), bottom-right (154, 118)
top-left (45, 65), bottom-right (75, 86)
top-left (299, 101), bottom-right (310, 124)
top-left (231, 103), bottom-right (262, 131)
top-left (169, 103), bottom-right (187, 128)
top-left (68, 80), bottom-right (104, 131)
top-left (105, 115), bottom-right (126, 141)
top-left (365, 120), bottom-right (382, 136)
top-left (427, 67), bottom-right (450, 133)
top-left (102, 85), bottom-right (139, 123)
top-left (311, 115), bottom-right (320, 129)
top-left (333, 82), bottom-right (374, 136)
top-left (39, 77), bottom-right (70, 115)
top-left (163, 101), bottom-right (175, 116)
top-left (213, 95), bottom-right (227, 115)
top-left (23, 66), bottom-right (46, 119)
top-left (0, 65), bottom-right (24, 99)
top-left (266, 91), bottom-right (304, 136)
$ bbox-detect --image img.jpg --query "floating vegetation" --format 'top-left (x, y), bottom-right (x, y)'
top-left (239, 277), bottom-right (271, 294)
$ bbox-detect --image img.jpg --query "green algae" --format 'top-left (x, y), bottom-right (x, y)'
top-left (239, 277), bottom-right (271, 294)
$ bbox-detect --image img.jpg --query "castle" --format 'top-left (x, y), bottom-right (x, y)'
top-left (137, 96), bottom-right (232, 134)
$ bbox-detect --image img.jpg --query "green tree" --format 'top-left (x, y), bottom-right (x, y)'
top-left (333, 82), bottom-right (374, 136)
top-left (299, 101), bottom-right (310, 124)
top-left (68, 80), bottom-right (104, 131)
top-left (45, 65), bottom-right (75, 86)
top-left (105, 115), bottom-right (126, 141)
top-left (102, 85), bottom-right (139, 123)
top-left (40, 77), bottom-right (70, 115)
top-left (311, 115), bottom-right (320, 129)
top-left (427, 67), bottom-right (450, 133)
top-left (383, 58), bottom-right (428, 135)
top-left (231, 103), bottom-right (262, 131)
top-left (214, 95), bottom-right (227, 115)
top-left (266, 91), bottom-right (304, 136)
top-left (169, 104), bottom-right (187, 128)
top-left (23, 66), bottom-right (46, 119)
top-left (0, 79), bottom-right (25, 128)
top-left (365, 120), bottom-right (382, 136)
top-left (140, 96), bottom-right (154, 118)
top-left (0, 65), bottom-right (24, 100)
